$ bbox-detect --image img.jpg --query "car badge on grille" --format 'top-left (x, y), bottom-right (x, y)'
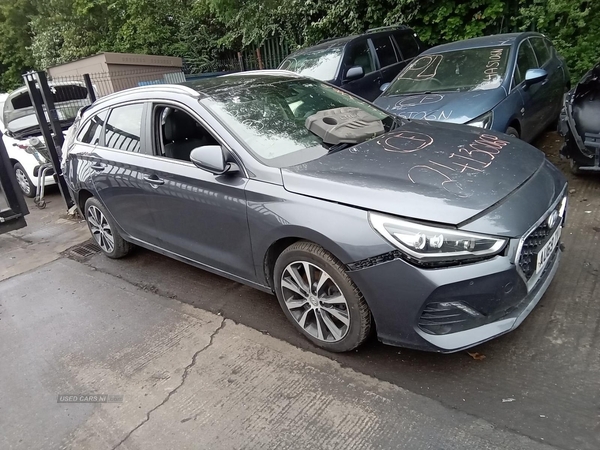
top-left (547, 210), bottom-right (559, 229)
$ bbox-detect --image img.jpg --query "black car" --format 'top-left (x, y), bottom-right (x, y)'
top-left (278, 26), bottom-right (426, 101)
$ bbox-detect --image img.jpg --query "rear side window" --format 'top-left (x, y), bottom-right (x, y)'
top-left (371, 36), bottom-right (398, 68)
top-left (104, 103), bottom-right (144, 152)
top-left (514, 41), bottom-right (538, 86)
top-left (393, 31), bottom-right (420, 59)
top-left (531, 38), bottom-right (550, 66)
top-left (77, 110), bottom-right (107, 145)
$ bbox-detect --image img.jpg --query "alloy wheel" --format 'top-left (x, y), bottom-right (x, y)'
top-left (15, 168), bottom-right (31, 195)
top-left (280, 261), bottom-right (350, 342)
top-left (87, 205), bottom-right (115, 253)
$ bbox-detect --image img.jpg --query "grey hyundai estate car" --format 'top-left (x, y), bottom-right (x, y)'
top-left (63, 71), bottom-right (567, 353)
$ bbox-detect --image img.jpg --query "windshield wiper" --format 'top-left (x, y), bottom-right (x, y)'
top-left (327, 143), bottom-right (352, 154)
top-left (389, 116), bottom-right (406, 130)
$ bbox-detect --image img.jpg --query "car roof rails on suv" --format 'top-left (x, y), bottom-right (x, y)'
top-left (366, 25), bottom-right (410, 34)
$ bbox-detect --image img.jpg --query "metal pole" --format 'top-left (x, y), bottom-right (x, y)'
top-left (83, 73), bottom-right (97, 103)
top-left (36, 71), bottom-right (65, 149)
top-left (23, 72), bottom-right (74, 210)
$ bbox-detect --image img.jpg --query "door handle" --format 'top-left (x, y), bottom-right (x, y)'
top-left (143, 175), bottom-right (164, 186)
top-left (90, 163), bottom-right (105, 171)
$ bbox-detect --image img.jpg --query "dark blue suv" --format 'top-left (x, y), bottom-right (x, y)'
top-left (278, 26), bottom-right (426, 101)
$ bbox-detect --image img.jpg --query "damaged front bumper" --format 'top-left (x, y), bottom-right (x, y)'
top-left (559, 62), bottom-right (600, 172)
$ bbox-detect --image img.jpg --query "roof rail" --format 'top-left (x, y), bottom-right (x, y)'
top-left (366, 25), bottom-right (408, 34)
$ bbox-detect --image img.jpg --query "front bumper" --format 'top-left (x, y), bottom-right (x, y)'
top-left (348, 237), bottom-right (562, 353)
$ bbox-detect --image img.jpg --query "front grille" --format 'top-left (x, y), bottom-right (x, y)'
top-left (518, 200), bottom-right (564, 281)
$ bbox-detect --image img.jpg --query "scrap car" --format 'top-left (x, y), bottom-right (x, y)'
top-left (63, 71), bottom-right (567, 353)
top-left (374, 32), bottom-right (569, 142)
top-left (558, 60), bottom-right (600, 174)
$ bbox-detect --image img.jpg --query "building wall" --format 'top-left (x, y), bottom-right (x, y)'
top-left (47, 53), bottom-right (184, 97)
top-left (106, 65), bottom-right (185, 93)
top-left (47, 55), bottom-right (109, 78)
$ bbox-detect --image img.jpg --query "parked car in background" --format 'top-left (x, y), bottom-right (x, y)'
top-left (558, 60), bottom-right (600, 174)
top-left (64, 71), bottom-right (567, 354)
top-left (1, 82), bottom-right (90, 197)
top-left (374, 33), bottom-right (569, 142)
top-left (278, 26), bottom-right (426, 101)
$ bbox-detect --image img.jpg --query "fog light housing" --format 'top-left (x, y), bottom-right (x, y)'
top-left (419, 301), bottom-right (486, 335)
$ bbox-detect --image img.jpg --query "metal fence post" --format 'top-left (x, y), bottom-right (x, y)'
top-left (83, 73), bottom-right (97, 103)
top-left (23, 72), bottom-right (74, 210)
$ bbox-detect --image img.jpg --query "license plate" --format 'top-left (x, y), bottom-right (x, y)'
top-left (535, 226), bottom-right (562, 274)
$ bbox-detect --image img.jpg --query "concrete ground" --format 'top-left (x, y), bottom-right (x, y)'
top-left (1, 132), bottom-right (599, 449)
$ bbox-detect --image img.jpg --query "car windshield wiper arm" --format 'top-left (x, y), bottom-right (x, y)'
top-left (327, 143), bottom-right (353, 154)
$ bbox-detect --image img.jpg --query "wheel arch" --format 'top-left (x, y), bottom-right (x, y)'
top-left (261, 227), bottom-right (354, 290)
top-left (507, 119), bottom-right (521, 136)
top-left (77, 189), bottom-right (94, 214)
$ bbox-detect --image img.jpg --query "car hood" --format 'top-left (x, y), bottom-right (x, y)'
top-left (373, 89), bottom-right (506, 124)
top-left (281, 120), bottom-right (545, 226)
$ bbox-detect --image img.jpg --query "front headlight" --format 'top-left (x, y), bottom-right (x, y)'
top-left (369, 212), bottom-right (507, 266)
top-left (466, 110), bottom-right (494, 129)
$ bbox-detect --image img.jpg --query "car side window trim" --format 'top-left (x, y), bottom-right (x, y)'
top-left (102, 102), bottom-right (148, 153)
top-left (390, 34), bottom-right (405, 61)
top-left (510, 38), bottom-right (541, 92)
top-left (369, 34), bottom-right (400, 69)
top-left (148, 99), bottom-right (249, 178)
top-left (367, 38), bottom-right (381, 70)
top-left (74, 107), bottom-right (111, 147)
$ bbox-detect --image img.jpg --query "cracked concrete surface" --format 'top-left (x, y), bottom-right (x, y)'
top-left (1, 258), bottom-right (557, 450)
top-left (111, 319), bottom-right (226, 450)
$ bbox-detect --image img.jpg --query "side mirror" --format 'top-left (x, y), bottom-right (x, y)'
top-left (380, 82), bottom-right (391, 93)
top-left (524, 68), bottom-right (548, 88)
top-left (190, 145), bottom-right (230, 175)
top-left (345, 65), bottom-right (365, 81)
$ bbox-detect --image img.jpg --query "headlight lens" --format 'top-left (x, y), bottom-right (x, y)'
top-left (466, 110), bottom-right (494, 129)
top-left (369, 212), bottom-right (507, 265)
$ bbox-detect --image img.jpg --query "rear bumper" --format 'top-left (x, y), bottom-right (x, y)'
top-left (348, 241), bottom-right (562, 353)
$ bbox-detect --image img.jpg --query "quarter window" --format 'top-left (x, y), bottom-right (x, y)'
top-left (531, 38), bottom-right (550, 66)
top-left (104, 104), bottom-right (144, 152)
top-left (77, 110), bottom-right (107, 145)
top-left (393, 32), bottom-right (419, 59)
top-left (371, 36), bottom-right (398, 68)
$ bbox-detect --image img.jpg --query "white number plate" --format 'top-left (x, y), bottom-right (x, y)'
top-left (536, 226), bottom-right (562, 275)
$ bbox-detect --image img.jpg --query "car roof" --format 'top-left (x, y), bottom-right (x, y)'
top-left (423, 32), bottom-right (544, 54)
top-left (83, 71), bottom-right (305, 115)
top-left (287, 26), bottom-right (413, 57)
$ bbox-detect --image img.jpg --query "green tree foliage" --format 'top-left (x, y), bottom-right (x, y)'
top-left (0, 0), bottom-right (597, 92)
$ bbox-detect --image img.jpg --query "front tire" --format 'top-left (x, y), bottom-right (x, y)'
top-left (506, 126), bottom-right (520, 139)
top-left (84, 197), bottom-right (132, 259)
top-left (273, 241), bottom-right (372, 352)
top-left (14, 163), bottom-right (36, 198)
